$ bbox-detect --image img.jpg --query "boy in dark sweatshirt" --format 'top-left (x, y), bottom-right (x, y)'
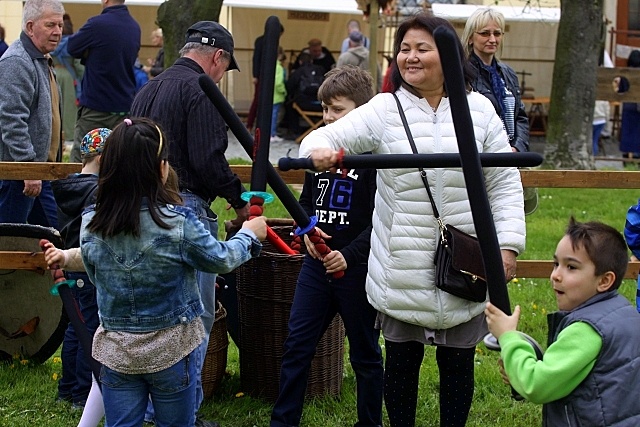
top-left (52, 128), bottom-right (110, 408)
top-left (271, 65), bottom-right (384, 427)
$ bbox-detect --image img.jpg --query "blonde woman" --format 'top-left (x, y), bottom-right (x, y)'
top-left (462, 8), bottom-right (529, 153)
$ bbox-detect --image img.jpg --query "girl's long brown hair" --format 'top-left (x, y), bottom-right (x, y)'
top-left (88, 117), bottom-right (177, 237)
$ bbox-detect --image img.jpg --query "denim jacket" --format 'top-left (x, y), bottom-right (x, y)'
top-left (80, 201), bottom-right (261, 332)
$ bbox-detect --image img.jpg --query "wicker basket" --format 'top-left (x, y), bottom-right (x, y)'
top-left (236, 221), bottom-right (345, 403)
top-left (202, 301), bottom-right (229, 399)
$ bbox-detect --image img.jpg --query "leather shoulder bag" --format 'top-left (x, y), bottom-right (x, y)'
top-left (392, 93), bottom-right (487, 302)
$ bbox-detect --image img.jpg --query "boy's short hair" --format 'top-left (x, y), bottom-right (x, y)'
top-left (317, 65), bottom-right (375, 108)
top-left (297, 52), bottom-right (313, 65)
top-left (565, 217), bottom-right (628, 290)
top-left (80, 127), bottom-right (111, 165)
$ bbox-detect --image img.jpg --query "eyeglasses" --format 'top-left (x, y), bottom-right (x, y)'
top-left (476, 30), bottom-right (503, 38)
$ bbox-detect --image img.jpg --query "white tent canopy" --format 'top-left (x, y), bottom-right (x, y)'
top-left (431, 3), bottom-right (559, 22)
top-left (60, 0), bottom-right (560, 22)
top-left (60, 0), bottom-right (358, 12)
top-left (53, 0), bottom-right (561, 107)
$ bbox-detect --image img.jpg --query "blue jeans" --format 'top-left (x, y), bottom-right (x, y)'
top-left (144, 192), bottom-right (217, 423)
top-left (180, 191), bottom-right (218, 413)
top-left (270, 258), bottom-right (384, 427)
top-left (592, 123), bottom-right (606, 155)
top-left (58, 273), bottom-right (99, 404)
top-left (101, 347), bottom-right (198, 427)
top-left (0, 180), bottom-right (58, 228)
top-left (59, 282), bottom-right (81, 401)
top-left (271, 102), bottom-right (282, 137)
top-left (636, 276), bottom-right (640, 313)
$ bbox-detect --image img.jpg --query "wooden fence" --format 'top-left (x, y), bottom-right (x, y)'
top-left (2, 162), bottom-right (640, 280)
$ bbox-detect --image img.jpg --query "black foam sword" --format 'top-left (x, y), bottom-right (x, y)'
top-left (434, 25), bottom-right (543, 399)
top-left (237, 16), bottom-right (295, 255)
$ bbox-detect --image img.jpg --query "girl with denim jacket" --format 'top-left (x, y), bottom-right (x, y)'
top-left (78, 118), bottom-right (266, 427)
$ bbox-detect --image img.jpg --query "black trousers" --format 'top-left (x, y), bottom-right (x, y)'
top-left (384, 340), bottom-right (476, 427)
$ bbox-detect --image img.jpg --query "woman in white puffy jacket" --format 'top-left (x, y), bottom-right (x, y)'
top-left (299, 14), bottom-right (525, 427)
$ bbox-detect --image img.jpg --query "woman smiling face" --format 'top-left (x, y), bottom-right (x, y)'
top-left (397, 28), bottom-right (444, 98)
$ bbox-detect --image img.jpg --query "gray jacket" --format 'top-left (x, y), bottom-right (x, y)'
top-left (336, 45), bottom-right (381, 90)
top-left (0, 32), bottom-right (57, 162)
top-left (544, 292), bottom-right (640, 426)
top-left (337, 45), bottom-right (370, 69)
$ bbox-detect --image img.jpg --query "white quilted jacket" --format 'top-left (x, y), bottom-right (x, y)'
top-left (299, 87), bottom-right (526, 329)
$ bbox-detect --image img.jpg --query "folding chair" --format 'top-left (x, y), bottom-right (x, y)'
top-left (292, 102), bottom-right (324, 143)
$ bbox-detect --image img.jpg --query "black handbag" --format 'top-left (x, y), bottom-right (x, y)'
top-left (393, 94), bottom-right (487, 302)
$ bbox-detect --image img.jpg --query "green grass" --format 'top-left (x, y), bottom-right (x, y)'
top-left (1, 186), bottom-right (637, 426)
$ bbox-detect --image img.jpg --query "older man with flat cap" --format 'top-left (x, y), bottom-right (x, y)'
top-left (131, 21), bottom-right (247, 427)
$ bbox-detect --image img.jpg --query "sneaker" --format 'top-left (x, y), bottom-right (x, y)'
top-left (56, 395), bottom-right (72, 404)
top-left (71, 399), bottom-right (86, 411)
top-left (270, 135), bottom-right (283, 143)
top-left (194, 415), bottom-right (220, 427)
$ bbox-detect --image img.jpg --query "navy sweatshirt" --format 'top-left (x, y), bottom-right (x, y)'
top-left (299, 167), bottom-right (377, 267)
top-left (67, 5), bottom-right (140, 113)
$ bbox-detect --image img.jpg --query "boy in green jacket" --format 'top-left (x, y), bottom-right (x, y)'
top-left (485, 217), bottom-right (640, 426)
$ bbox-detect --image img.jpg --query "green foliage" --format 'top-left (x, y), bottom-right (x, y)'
top-left (1, 187), bottom-right (637, 426)
top-left (0, 354), bottom-right (88, 427)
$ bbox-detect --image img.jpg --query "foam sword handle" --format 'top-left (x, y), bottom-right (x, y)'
top-left (248, 195), bottom-right (297, 255)
top-left (39, 239), bottom-right (102, 388)
top-left (197, 74), bottom-right (300, 256)
top-left (197, 74), bottom-right (344, 278)
top-left (198, 74), bottom-right (309, 224)
top-left (244, 16), bottom-right (297, 255)
top-left (278, 152), bottom-right (543, 172)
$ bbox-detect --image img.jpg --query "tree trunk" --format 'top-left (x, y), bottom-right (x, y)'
top-left (543, 0), bottom-right (603, 169)
top-left (157, 0), bottom-right (224, 66)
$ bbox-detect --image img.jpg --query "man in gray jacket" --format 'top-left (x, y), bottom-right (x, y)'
top-left (337, 31), bottom-right (369, 70)
top-left (0, 0), bottom-right (64, 228)
top-left (337, 31), bottom-right (380, 90)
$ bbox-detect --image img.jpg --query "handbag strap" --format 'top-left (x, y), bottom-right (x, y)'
top-left (392, 93), bottom-right (443, 224)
